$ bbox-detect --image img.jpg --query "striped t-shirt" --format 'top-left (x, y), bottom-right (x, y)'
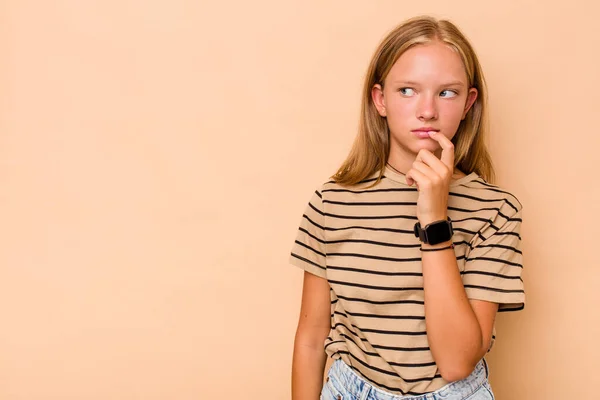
top-left (289, 165), bottom-right (525, 395)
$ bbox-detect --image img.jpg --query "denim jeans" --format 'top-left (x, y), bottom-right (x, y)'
top-left (320, 358), bottom-right (494, 400)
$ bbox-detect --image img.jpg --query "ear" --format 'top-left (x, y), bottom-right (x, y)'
top-left (461, 87), bottom-right (478, 120)
top-left (371, 83), bottom-right (387, 117)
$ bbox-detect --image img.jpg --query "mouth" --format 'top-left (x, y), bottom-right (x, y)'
top-left (411, 128), bottom-right (439, 139)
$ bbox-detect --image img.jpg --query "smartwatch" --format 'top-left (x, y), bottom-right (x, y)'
top-left (414, 218), bottom-right (454, 245)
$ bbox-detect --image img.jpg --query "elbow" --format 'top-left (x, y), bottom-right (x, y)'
top-left (439, 363), bottom-right (475, 383)
top-left (438, 336), bottom-right (488, 382)
top-left (437, 347), bottom-right (483, 382)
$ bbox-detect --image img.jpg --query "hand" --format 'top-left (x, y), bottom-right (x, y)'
top-left (405, 131), bottom-right (454, 226)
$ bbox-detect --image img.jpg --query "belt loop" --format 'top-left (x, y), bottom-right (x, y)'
top-left (359, 382), bottom-right (371, 400)
top-left (482, 358), bottom-right (489, 379)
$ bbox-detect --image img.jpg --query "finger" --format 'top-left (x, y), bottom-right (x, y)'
top-left (428, 131), bottom-right (455, 170)
top-left (407, 160), bottom-right (435, 186)
top-left (406, 169), bottom-right (418, 187)
top-left (406, 167), bottom-right (430, 191)
top-left (416, 149), bottom-right (450, 179)
top-left (412, 160), bottom-right (437, 180)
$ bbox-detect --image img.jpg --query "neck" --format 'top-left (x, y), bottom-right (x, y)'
top-left (386, 160), bottom-right (466, 179)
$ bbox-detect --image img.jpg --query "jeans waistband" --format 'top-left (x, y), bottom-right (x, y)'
top-left (327, 357), bottom-right (489, 400)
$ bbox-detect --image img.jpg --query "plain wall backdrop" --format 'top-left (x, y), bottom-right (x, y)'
top-left (1, 1), bottom-right (599, 399)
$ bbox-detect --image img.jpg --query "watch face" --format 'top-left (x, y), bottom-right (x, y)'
top-left (426, 221), bottom-right (452, 244)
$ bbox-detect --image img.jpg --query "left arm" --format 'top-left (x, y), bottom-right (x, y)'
top-left (406, 131), bottom-right (498, 382)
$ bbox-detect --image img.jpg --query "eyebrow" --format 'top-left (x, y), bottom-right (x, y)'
top-left (393, 80), bottom-right (466, 87)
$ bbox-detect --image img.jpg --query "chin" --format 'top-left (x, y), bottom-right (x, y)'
top-left (413, 140), bottom-right (439, 151)
top-left (392, 135), bottom-right (438, 155)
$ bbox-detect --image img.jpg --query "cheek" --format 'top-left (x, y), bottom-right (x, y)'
top-left (385, 98), bottom-right (413, 125)
top-left (439, 103), bottom-right (466, 126)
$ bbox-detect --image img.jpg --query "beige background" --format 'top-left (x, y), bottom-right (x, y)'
top-left (1, 1), bottom-right (598, 399)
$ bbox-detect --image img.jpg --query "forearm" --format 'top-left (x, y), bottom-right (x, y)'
top-left (421, 240), bottom-right (485, 381)
top-left (292, 340), bottom-right (327, 400)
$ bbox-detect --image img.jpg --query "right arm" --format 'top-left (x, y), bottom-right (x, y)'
top-left (291, 271), bottom-right (332, 400)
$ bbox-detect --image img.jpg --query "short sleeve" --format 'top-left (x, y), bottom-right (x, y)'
top-left (463, 198), bottom-right (525, 312)
top-left (289, 188), bottom-right (327, 279)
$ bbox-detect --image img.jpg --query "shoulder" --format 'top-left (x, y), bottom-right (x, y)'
top-left (319, 172), bottom-right (391, 195)
top-left (455, 175), bottom-right (523, 215)
top-left (316, 175), bottom-right (395, 209)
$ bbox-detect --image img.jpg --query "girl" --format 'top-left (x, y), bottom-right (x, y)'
top-left (290, 15), bottom-right (524, 400)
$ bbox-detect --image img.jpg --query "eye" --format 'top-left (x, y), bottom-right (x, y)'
top-left (440, 90), bottom-right (458, 98)
top-left (399, 87), bottom-right (415, 96)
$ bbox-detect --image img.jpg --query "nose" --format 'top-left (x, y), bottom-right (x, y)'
top-left (416, 94), bottom-right (438, 121)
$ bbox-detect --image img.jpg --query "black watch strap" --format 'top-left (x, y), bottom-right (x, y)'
top-left (414, 217), bottom-right (453, 245)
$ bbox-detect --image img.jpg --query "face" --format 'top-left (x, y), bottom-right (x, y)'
top-left (372, 41), bottom-right (478, 167)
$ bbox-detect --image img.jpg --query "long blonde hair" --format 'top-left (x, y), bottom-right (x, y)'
top-left (332, 15), bottom-right (495, 186)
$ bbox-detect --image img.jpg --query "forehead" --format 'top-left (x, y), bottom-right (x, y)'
top-left (386, 41), bottom-right (468, 85)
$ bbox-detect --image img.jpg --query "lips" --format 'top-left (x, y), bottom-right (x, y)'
top-left (412, 128), bottom-right (439, 139)
top-left (412, 127), bottom-right (439, 132)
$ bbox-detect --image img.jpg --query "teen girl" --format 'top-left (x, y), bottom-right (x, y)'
top-left (290, 15), bottom-right (524, 400)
